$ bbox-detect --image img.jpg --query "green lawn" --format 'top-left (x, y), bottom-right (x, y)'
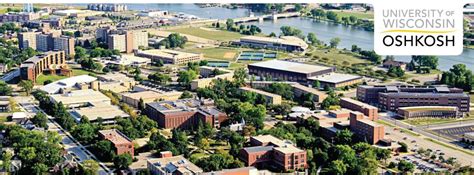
top-left (404, 116), bottom-right (474, 126)
top-left (183, 47), bottom-right (240, 61)
top-left (167, 27), bottom-right (244, 41)
top-left (331, 10), bottom-right (374, 19)
top-left (307, 48), bottom-right (369, 66)
top-left (35, 68), bottom-right (98, 85)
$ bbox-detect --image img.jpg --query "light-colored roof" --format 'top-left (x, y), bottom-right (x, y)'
top-left (40, 75), bottom-right (97, 94)
top-left (121, 90), bottom-right (181, 101)
top-left (97, 73), bottom-right (134, 82)
top-left (12, 112), bottom-right (27, 119)
top-left (399, 106), bottom-right (458, 112)
top-left (239, 87), bottom-right (281, 98)
top-left (136, 49), bottom-right (200, 59)
top-left (70, 102), bottom-right (129, 121)
top-left (241, 36), bottom-right (308, 49)
top-left (309, 73), bottom-right (362, 84)
top-left (341, 98), bottom-right (378, 109)
top-left (99, 129), bottom-right (133, 145)
top-left (147, 155), bottom-right (203, 174)
top-left (50, 89), bottom-right (110, 106)
top-left (291, 83), bottom-right (327, 97)
top-left (249, 60), bottom-right (332, 74)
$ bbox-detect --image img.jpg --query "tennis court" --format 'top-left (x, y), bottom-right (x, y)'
top-left (206, 60), bottom-right (230, 68)
top-left (237, 51), bottom-right (277, 61)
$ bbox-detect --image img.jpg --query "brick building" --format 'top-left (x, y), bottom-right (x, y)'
top-left (340, 98), bottom-right (378, 120)
top-left (144, 98), bottom-right (227, 130)
top-left (99, 129), bottom-right (134, 158)
top-left (357, 85), bottom-right (470, 113)
top-left (349, 111), bottom-right (385, 144)
top-left (239, 135), bottom-right (307, 172)
top-left (20, 51), bottom-right (71, 82)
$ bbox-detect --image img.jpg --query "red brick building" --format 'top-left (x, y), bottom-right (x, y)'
top-left (239, 135), bottom-right (307, 172)
top-left (19, 51), bottom-right (71, 82)
top-left (340, 97), bottom-right (378, 120)
top-left (144, 98), bottom-right (227, 130)
top-left (99, 129), bottom-right (134, 158)
top-left (349, 111), bottom-right (385, 144)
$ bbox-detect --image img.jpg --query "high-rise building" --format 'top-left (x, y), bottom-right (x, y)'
top-left (20, 51), bottom-right (69, 82)
top-left (132, 30), bottom-right (148, 49)
top-left (108, 34), bottom-right (126, 52)
top-left (53, 36), bottom-right (75, 58)
top-left (18, 32), bottom-right (37, 50)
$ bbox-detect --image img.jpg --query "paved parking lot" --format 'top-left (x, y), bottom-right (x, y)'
top-left (432, 125), bottom-right (474, 140)
top-left (400, 154), bottom-right (449, 173)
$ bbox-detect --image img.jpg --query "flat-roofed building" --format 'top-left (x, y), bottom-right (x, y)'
top-left (132, 30), bottom-right (148, 50)
top-left (91, 73), bottom-right (136, 93)
top-left (308, 72), bottom-right (362, 88)
top-left (239, 87), bottom-right (282, 105)
top-left (122, 90), bottom-right (182, 108)
top-left (144, 98), bottom-right (227, 130)
top-left (40, 75), bottom-right (97, 94)
top-left (20, 51), bottom-right (70, 82)
top-left (49, 89), bottom-right (111, 108)
top-left (340, 98), bottom-right (378, 120)
top-left (135, 49), bottom-right (203, 65)
top-left (248, 60), bottom-right (335, 82)
top-left (463, 132), bottom-right (474, 143)
top-left (239, 36), bottom-right (308, 52)
top-left (190, 66), bottom-right (234, 90)
top-left (147, 154), bottom-right (203, 175)
top-left (239, 135), bottom-right (307, 172)
top-left (99, 129), bottom-right (134, 158)
top-left (357, 85), bottom-right (470, 113)
top-left (291, 83), bottom-right (327, 103)
top-left (108, 34), bottom-right (127, 52)
top-left (202, 167), bottom-right (259, 175)
top-left (397, 106), bottom-right (460, 119)
top-left (70, 102), bottom-right (129, 123)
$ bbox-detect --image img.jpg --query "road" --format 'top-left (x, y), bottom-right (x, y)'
top-left (14, 96), bottom-right (112, 175)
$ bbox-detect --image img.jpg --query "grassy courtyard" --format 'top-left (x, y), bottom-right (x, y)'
top-left (306, 48), bottom-right (369, 67)
top-left (167, 27), bottom-right (244, 42)
top-left (404, 117), bottom-right (474, 126)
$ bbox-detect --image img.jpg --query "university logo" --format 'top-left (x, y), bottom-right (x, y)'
top-left (374, 2), bottom-right (463, 55)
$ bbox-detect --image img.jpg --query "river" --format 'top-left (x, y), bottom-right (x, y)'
top-left (69, 3), bottom-right (474, 71)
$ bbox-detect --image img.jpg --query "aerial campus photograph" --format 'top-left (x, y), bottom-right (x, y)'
top-left (0, 2), bottom-right (473, 175)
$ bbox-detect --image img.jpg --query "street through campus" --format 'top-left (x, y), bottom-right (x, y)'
top-left (379, 113), bottom-right (474, 166)
top-left (13, 96), bottom-right (112, 175)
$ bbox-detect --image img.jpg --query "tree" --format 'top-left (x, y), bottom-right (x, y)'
top-left (310, 9), bottom-right (326, 19)
top-left (0, 81), bottom-right (12, 96)
top-left (320, 90), bottom-right (340, 109)
top-left (387, 66), bottom-right (405, 77)
top-left (180, 91), bottom-right (193, 99)
top-left (327, 160), bottom-right (347, 175)
top-left (32, 163), bottom-right (49, 175)
top-left (280, 26), bottom-right (304, 38)
top-left (441, 64), bottom-right (474, 91)
top-left (19, 80), bottom-right (33, 95)
top-left (326, 11), bottom-right (339, 22)
top-left (312, 80), bottom-right (320, 89)
top-left (329, 37), bottom-right (341, 48)
top-left (307, 32), bottom-right (320, 46)
top-left (148, 72), bottom-right (171, 85)
top-left (269, 32), bottom-right (277, 37)
top-left (75, 46), bottom-right (87, 60)
top-left (158, 33), bottom-right (188, 49)
top-left (335, 129), bottom-right (353, 145)
top-left (81, 160), bottom-right (99, 175)
top-left (71, 123), bottom-right (97, 144)
top-left (349, 16), bottom-right (358, 24)
top-left (113, 153), bottom-right (133, 170)
top-left (398, 142), bottom-right (408, 152)
top-left (226, 19), bottom-right (235, 31)
top-left (233, 68), bottom-right (246, 86)
top-left (397, 160), bottom-right (415, 172)
top-left (177, 70), bottom-right (197, 88)
top-left (2, 151), bottom-right (12, 171)
top-left (411, 55), bottom-right (438, 72)
top-left (32, 112), bottom-right (48, 128)
top-left (93, 140), bottom-right (116, 161)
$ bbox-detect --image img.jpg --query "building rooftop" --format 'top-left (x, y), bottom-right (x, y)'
top-left (146, 98), bottom-right (215, 114)
top-left (50, 89), bottom-right (110, 106)
top-left (97, 73), bottom-right (135, 83)
top-left (203, 166), bottom-right (258, 175)
top-left (99, 129), bottom-right (133, 145)
top-left (291, 83), bottom-right (327, 97)
top-left (239, 87), bottom-right (282, 98)
top-left (136, 49), bottom-right (201, 59)
top-left (40, 75), bottom-right (97, 94)
top-left (249, 60), bottom-right (333, 74)
top-left (341, 98), bottom-right (378, 109)
top-left (243, 146), bottom-right (274, 153)
top-left (309, 72), bottom-right (362, 84)
top-left (147, 155), bottom-right (203, 174)
top-left (70, 102), bottom-right (129, 122)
